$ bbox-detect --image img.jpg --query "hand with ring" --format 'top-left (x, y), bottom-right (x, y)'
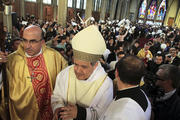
top-left (0, 51), bottom-right (8, 63)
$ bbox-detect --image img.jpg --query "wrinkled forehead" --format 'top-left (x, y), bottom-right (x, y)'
top-left (74, 58), bottom-right (91, 66)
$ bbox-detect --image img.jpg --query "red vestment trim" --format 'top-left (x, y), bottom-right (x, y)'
top-left (27, 54), bottom-right (53, 120)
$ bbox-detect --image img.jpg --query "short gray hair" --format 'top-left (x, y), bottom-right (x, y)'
top-left (159, 64), bottom-right (179, 88)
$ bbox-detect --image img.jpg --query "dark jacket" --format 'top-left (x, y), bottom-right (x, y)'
top-left (154, 91), bottom-right (180, 120)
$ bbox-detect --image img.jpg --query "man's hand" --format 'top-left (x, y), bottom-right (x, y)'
top-left (59, 104), bottom-right (78, 120)
top-left (0, 51), bottom-right (8, 63)
top-left (53, 107), bottom-right (62, 120)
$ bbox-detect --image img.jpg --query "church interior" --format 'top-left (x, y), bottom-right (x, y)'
top-left (0, 0), bottom-right (180, 120)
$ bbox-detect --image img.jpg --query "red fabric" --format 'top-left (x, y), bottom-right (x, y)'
top-left (27, 54), bottom-right (53, 120)
top-left (143, 51), bottom-right (148, 64)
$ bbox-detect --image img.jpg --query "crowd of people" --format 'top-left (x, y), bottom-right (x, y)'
top-left (0, 15), bottom-right (180, 120)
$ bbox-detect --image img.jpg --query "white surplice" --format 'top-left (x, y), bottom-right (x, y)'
top-left (51, 62), bottom-right (113, 120)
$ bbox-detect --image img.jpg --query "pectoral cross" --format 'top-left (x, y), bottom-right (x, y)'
top-left (27, 73), bottom-right (35, 82)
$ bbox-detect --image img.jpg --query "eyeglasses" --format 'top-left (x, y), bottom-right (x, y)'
top-left (22, 38), bottom-right (42, 45)
top-left (155, 74), bottom-right (166, 81)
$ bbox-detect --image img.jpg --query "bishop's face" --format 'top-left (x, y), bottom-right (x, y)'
top-left (74, 59), bottom-right (96, 80)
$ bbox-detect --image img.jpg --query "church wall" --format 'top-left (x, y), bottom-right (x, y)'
top-left (24, 2), bottom-right (38, 19)
top-left (43, 5), bottom-right (53, 21)
top-left (129, 0), bottom-right (140, 22)
top-left (164, 0), bottom-right (178, 26)
top-left (175, 8), bottom-right (180, 28)
top-left (13, 0), bottom-right (20, 17)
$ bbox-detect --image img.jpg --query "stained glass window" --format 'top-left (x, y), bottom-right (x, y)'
top-left (25, 0), bottom-right (36, 2)
top-left (83, 0), bottom-right (87, 9)
top-left (138, 0), bottom-right (147, 18)
top-left (43, 0), bottom-right (51, 4)
top-left (76, 0), bottom-right (81, 9)
top-left (157, 0), bottom-right (166, 20)
top-left (94, 0), bottom-right (98, 11)
top-left (147, 0), bottom-right (157, 19)
top-left (68, 0), bottom-right (73, 7)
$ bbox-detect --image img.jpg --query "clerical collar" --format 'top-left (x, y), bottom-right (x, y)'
top-left (156, 89), bottom-right (176, 101)
top-left (25, 48), bottom-right (42, 58)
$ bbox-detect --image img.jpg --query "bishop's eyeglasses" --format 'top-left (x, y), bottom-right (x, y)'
top-left (22, 38), bottom-right (42, 45)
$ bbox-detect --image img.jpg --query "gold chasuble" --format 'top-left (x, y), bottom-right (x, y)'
top-left (0, 44), bottom-right (67, 120)
top-left (67, 66), bottom-right (107, 107)
top-left (26, 54), bottom-right (53, 119)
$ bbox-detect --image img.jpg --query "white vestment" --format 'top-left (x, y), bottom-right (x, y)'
top-left (51, 62), bottom-right (113, 120)
top-left (100, 88), bottom-right (151, 120)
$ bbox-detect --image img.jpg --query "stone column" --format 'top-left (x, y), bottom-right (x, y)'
top-left (121, 0), bottom-right (130, 19)
top-left (125, 0), bottom-right (130, 18)
top-left (134, 0), bottom-right (141, 22)
top-left (85, 0), bottom-right (93, 20)
top-left (100, 0), bottom-right (108, 20)
top-left (109, 0), bottom-right (118, 20)
top-left (120, 0), bottom-right (125, 20)
top-left (3, 5), bottom-right (12, 33)
top-left (116, 0), bottom-right (123, 20)
top-left (37, 0), bottom-right (43, 22)
top-left (20, 0), bottom-right (25, 18)
top-left (72, 0), bottom-right (76, 8)
top-left (53, 0), bottom-right (57, 21)
top-left (57, 0), bottom-right (68, 27)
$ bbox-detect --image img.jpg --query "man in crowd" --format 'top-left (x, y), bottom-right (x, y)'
top-left (153, 64), bottom-right (180, 120)
top-left (165, 47), bottom-right (180, 66)
top-left (1, 25), bottom-right (67, 120)
top-left (0, 51), bottom-right (8, 119)
top-left (100, 55), bottom-right (151, 120)
top-left (11, 37), bottom-right (21, 52)
top-left (147, 53), bottom-right (164, 74)
top-left (51, 25), bottom-right (113, 120)
top-left (137, 42), bottom-right (153, 65)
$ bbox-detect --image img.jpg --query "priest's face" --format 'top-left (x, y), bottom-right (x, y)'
top-left (22, 25), bottom-right (43, 56)
top-left (74, 59), bottom-right (97, 80)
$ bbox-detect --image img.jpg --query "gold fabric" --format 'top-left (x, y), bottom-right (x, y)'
top-left (0, 44), bottom-right (67, 120)
top-left (137, 49), bottom-right (153, 60)
top-left (67, 66), bottom-right (106, 107)
top-left (73, 49), bottom-right (102, 63)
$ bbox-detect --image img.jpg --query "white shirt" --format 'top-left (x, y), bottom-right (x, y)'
top-left (100, 89), bottom-right (151, 120)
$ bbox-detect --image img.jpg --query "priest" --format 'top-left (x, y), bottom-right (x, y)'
top-left (1, 25), bottom-right (67, 120)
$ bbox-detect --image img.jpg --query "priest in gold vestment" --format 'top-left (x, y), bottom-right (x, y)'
top-left (51, 25), bottom-right (113, 120)
top-left (0, 25), bottom-right (67, 120)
